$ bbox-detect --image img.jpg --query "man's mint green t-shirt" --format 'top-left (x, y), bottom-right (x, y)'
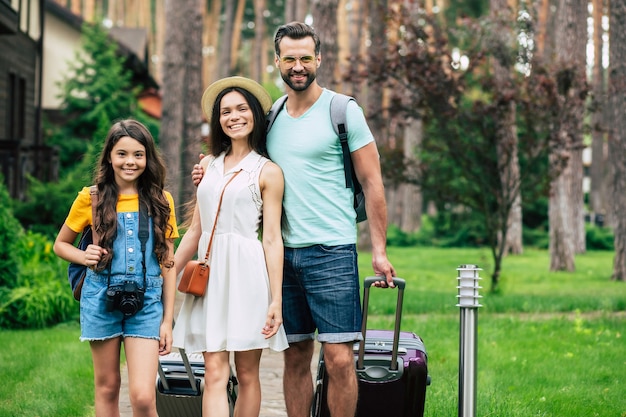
top-left (266, 89), bottom-right (375, 247)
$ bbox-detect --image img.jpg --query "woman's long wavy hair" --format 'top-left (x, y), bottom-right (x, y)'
top-left (93, 119), bottom-right (173, 270)
top-left (208, 86), bottom-right (269, 158)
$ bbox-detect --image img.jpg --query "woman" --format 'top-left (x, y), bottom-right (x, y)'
top-left (173, 76), bottom-right (288, 417)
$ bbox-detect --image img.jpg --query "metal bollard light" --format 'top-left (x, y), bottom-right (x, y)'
top-left (456, 264), bottom-right (482, 417)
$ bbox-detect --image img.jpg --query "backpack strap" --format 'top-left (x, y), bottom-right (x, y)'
top-left (331, 93), bottom-right (357, 190)
top-left (89, 186), bottom-right (99, 245)
top-left (266, 94), bottom-right (288, 133)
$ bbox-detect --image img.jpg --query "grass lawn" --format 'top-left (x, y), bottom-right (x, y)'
top-left (384, 313), bottom-right (626, 417)
top-left (0, 320), bottom-right (94, 417)
top-left (0, 247), bottom-right (624, 416)
top-left (361, 247), bottom-right (625, 417)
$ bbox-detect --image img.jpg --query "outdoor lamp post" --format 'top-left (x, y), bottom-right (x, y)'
top-left (456, 264), bottom-right (483, 417)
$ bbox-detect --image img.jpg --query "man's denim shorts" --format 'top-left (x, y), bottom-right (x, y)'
top-left (282, 244), bottom-right (363, 344)
top-left (79, 272), bottom-right (163, 341)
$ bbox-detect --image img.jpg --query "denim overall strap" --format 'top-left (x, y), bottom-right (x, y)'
top-left (106, 198), bottom-right (150, 289)
top-left (138, 199), bottom-right (149, 289)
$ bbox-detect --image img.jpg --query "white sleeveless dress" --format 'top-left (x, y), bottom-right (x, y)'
top-left (173, 151), bottom-right (288, 353)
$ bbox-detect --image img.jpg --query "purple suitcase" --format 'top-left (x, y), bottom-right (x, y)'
top-left (313, 277), bottom-right (429, 417)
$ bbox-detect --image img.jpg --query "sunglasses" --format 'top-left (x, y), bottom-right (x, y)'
top-left (279, 55), bottom-right (316, 66)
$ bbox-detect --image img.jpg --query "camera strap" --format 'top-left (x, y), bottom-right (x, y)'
top-left (138, 199), bottom-right (149, 289)
top-left (105, 197), bottom-right (150, 290)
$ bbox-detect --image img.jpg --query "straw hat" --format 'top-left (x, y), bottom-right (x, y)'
top-left (201, 76), bottom-right (273, 122)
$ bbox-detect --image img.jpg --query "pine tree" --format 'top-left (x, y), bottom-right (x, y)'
top-left (59, 21), bottom-right (137, 138)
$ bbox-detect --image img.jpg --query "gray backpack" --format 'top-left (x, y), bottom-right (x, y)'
top-left (266, 93), bottom-right (367, 222)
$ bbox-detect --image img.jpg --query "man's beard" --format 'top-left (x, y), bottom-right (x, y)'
top-left (281, 70), bottom-right (316, 91)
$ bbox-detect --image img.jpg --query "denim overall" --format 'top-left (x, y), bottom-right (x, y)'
top-left (79, 211), bottom-right (164, 341)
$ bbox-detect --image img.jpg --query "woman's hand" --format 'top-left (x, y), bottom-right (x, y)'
top-left (159, 320), bottom-right (173, 355)
top-left (262, 301), bottom-right (283, 339)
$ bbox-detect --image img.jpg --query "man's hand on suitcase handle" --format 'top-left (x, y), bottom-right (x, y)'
top-left (372, 256), bottom-right (396, 288)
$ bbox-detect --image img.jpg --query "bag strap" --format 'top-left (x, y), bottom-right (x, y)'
top-left (331, 93), bottom-right (357, 190)
top-left (266, 94), bottom-right (288, 133)
top-left (138, 199), bottom-right (150, 288)
top-left (89, 185), bottom-right (99, 245)
top-left (201, 170), bottom-right (242, 264)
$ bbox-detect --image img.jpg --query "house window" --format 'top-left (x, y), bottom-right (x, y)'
top-left (8, 72), bottom-right (26, 140)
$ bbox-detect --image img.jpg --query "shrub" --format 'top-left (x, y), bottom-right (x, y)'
top-left (0, 230), bottom-right (77, 328)
top-left (13, 170), bottom-right (92, 239)
top-left (386, 224), bottom-right (420, 247)
top-left (522, 226), bottom-right (549, 249)
top-left (0, 282), bottom-right (75, 329)
top-left (0, 178), bottom-right (22, 287)
top-left (586, 225), bottom-right (614, 250)
top-left (430, 209), bottom-right (487, 247)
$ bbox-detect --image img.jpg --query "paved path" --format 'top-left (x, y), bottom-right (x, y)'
top-left (118, 293), bottom-right (320, 417)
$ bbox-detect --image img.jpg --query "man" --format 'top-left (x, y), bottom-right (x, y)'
top-left (194, 21), bottom-right (395, 417)
top-left (269, 22), bottom-right (395, 417)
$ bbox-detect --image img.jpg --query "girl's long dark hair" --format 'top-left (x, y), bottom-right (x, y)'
top-left (208, 87), bottom-right (269, 158)
top-left (93, 119), bottom-right (174, 270)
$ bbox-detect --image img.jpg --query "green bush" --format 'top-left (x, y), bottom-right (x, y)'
top-left (0, 282), bottom-right (75, 329)
top-left (386, 224), bottom-right (420, 246)
top-left (0, 228), bottom-right (77, 329)
top-left (0, 178), bottom-right (22, 287)
top-left (586, 225), bottom-right (614, 250)
top-left (13, 169), bottom-right (93, 239)
top-left (522, 226), bottom-right (549, 249)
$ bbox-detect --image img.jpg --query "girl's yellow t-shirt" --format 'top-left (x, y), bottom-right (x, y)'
top-left (65, 186), bottom-right (179, 239)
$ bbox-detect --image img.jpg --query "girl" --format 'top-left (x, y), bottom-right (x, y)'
top-left (173, 76), bottom-right (288, 417)
top-left (54, 119), bottom-right (179, 417)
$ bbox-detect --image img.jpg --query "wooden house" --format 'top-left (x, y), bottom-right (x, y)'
top-left (0, 0), bottom-right (55, 200)
top-left (0, 0), bottom-right (158, 200)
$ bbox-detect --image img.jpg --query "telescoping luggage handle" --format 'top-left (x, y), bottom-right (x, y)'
top-left (357, 277), bottom-right (406, 372)
top-left (157, 347), bottom-right (199, 394)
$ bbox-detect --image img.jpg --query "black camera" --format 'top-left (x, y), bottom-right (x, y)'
top-left (105, 281), bottom-right (145, 317)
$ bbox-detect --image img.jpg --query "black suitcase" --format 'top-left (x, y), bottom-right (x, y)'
top-left (312, 277), bottom-right (429, 417)
top-left (155, 347), bottom-right (238, 416)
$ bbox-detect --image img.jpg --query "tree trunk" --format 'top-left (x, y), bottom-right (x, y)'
top-left (181, 1), bottom-right (204, 206)
top-left (344, 0), bottom-right (366, 96)
top-left (285, 0), bottom-right (310, 22)
top-left (153, 0), bottom-right (166, 84)
top-left (534, 0), bottom-right (558, 61)
top-left (401, 118), bottom-right (422, 232)
top-left (204, 0), bottom-right (222, 85)
top-left (589, 0), bottom-right (607, 220)
top-left (357, 0), bottom-right (389, 250)
top-left (218, 0), bottom-right (235, 78)
top-left (161, 0), bottom-right (187, 203)
top-left (490, 0), bottom-right (523, 255)
top-left (160, 0), bottom-right (204, 207)
top-left (549, 0), bottom-right (587, 270)
top-left (252, 0), bottom-right (267, 82)
top-left (568, 0), bottom-right (588, 255)
top-left (609, 0), bottom-right (626, 281)
top-left (312, 0), bottom-right (339, 90)
top-left (337, 0), bottom-right (349, 92)
top-left (230, 0), bottom-right (247, 71)
top-left (549, 161), bottom-right (576, 271)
